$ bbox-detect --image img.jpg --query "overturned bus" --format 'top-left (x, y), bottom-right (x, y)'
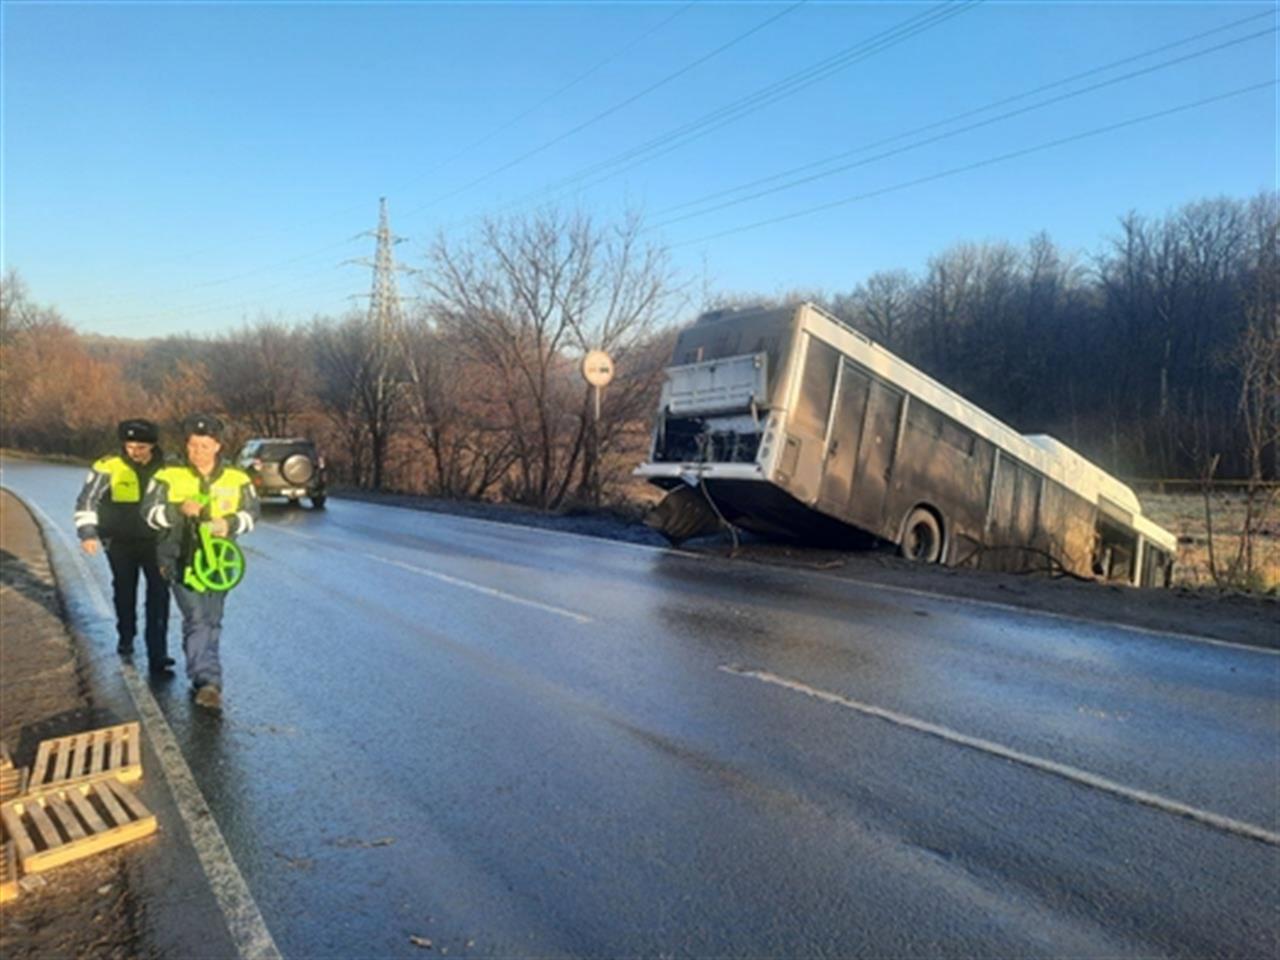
top-left (635, 302), bottom-right (1176, 587)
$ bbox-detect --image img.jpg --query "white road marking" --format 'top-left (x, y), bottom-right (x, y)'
top-left (25, 499), bottom-right (283, 960)
top-left (721, 665), bottom-right (1280, 848)
top-left (270, 523), bottom-right (592, 624)
top-left (333, 496), bottom-right (1275, 656)
top-left (361, 552), bottom-right (593, 623)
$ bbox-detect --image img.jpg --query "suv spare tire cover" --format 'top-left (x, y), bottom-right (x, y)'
top-left (281, 453), bottom-right (314, 484)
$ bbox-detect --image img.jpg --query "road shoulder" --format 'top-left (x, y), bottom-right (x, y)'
top-left (0, 488), bottom-right (239, 960)
top-left (0, 488), bottom-right (148, 958)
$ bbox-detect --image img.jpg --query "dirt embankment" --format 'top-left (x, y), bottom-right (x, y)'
top-left (336, 488), bottom-right (1279, 651)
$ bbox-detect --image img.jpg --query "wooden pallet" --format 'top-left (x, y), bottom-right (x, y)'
top-left (29, 723), bottom-right (142, 792)
top-left (1, 779), bottom-right (156, 874)
top-left (0, 766), bottom-right (27, 804)
top-left (0, 839), bottom-right (16, 903)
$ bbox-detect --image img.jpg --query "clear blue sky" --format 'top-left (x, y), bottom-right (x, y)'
top-left (3, 1), bottom-right (1276, 339)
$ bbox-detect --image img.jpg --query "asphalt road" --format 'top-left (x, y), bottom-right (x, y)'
top-left (4, 460), bottom-right (1277, 959)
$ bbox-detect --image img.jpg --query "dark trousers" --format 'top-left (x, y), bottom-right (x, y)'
top-left (106, 539), bottom-right (170, 663)
top-left (171, 585), bottom-right (226, 689)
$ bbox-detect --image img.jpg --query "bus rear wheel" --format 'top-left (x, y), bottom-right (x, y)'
top-left (901, 508), bottom-right (943, 564)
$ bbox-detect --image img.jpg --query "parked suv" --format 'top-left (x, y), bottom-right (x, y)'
top-left (237, 438), bottom-right (327, 508)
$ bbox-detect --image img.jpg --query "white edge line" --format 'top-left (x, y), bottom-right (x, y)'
top-left (23, 496), bottom-right (283, 960)
top-left (722, 665), bottom-right (1280, 848)
top-left (335, 497), bottom-right (1274, 656)
top-left (360, 551), bottom-right (593, 624)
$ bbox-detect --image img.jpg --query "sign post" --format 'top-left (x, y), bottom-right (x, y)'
top-left (581, 350), bottom-right (615, 504)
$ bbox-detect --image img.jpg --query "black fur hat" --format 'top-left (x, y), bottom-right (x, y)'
top-left (117, 418), bottom-right (159, 443)
top-left (181, 413), bottom-right (224, 439)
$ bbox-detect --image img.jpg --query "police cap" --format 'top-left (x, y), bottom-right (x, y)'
top-left (182, 413), bottom-right (224, 439)
top-left (117, 418), bottom-right (159, 443)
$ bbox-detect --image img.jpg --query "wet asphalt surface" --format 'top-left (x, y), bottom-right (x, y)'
top-left (3, 460), bottom-right (1278, 959)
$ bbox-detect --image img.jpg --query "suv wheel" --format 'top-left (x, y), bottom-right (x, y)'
top-left (310, 495), bottom-right (327, 510)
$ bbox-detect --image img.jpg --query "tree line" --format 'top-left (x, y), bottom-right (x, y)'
top-left (2, 192), bottom-right (1274, 510)
top-left (828, 192), bottom-right (1278, 483)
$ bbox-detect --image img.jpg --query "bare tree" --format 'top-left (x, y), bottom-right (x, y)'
top-left (310, 313), bottom-right (403, 489)
top-left (398, 319), bottom-right (517, 499)
top-left (153, 360), bottom-right (216, 431)
top-left (423, 208), bottom-right (680, 509)
top-left (830, 269), bottom-right (916, 349)
top-left (1, 271), bottom-right (145, 453)
top-left (209, 318), bottom-right (312, 437)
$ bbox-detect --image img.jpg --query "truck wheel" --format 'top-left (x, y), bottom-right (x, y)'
top-left (901, 508), bottom-right (943, 563)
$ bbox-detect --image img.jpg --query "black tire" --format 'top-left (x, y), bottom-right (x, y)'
top-left (900, 507), bottom-right (943, 563)
top-left (310, 495), bottom-right (327, 510)
top-left (281, 454), bottom-right (314, 484)
top-left (288, 498), bottom-right (301, 509)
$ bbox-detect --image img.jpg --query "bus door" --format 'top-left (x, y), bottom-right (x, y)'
top-left (847, 377), bottom-right (904, 533)
top-left (988, 455), bottom-right (1042, 547)
top-left (818, 360), bottom-right (870, 516)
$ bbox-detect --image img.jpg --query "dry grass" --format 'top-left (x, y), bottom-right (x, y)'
top-left (1141, 490), bottom-right (1280, 592)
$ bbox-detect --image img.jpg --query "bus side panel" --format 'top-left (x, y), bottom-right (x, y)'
top-left (883, 401), bottom-right (995, 561)
top-left (1037, 479), bottom-right (1097, 577)
top-left (983, 457), bottom-right (1058, 572)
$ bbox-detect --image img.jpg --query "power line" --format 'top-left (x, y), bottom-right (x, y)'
top-left (412, 2), bottom-right (698, 181)
top-left (52, 2), bottom-right (955, 322)
top-left (400, 0), bottom-right (810, 220)
top-left (666, 80), bottom-right (1277, 249)
top-left (53, 6), bottom-right (700, 311)
top-left (655, 8), bottom-right (1275, 220)
top-left (463, 1), bottom-right (982, 224)
top-left (649, 24), bottom-right (1276, 231)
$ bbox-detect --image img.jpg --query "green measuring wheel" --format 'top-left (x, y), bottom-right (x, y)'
top-left (184, 524), bottom-right (246, 593)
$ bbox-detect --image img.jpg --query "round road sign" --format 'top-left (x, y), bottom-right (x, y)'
top-left (582, 350), bottom-right (615, 387)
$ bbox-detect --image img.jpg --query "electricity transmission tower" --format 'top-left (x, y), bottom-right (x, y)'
top-left (342, 197), bottom-right (415, 490)
top-left (351, 196), bottom-right (412, 336)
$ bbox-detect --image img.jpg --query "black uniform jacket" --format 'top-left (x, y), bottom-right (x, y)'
top-left (74, 448), bottom-right (165, 543)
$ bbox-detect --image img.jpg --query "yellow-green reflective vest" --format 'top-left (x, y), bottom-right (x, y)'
top-left (92, 455), bottom-right (143, 503)
top-left (155, 465), bottom-right (251, 518)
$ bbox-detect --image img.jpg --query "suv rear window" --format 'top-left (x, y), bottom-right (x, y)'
top-left (256, 441), bottom-right (317, 459)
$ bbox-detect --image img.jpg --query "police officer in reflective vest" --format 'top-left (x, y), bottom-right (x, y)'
top-left (143, 413), bottom-right (259, 710)
top-left (75, 418), bottom-right (173, 674)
